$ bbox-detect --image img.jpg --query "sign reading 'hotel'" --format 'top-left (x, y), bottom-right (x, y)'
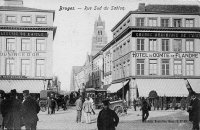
top-left (0, 31), bottom-right (48, 37)
top-left (132, 32), bottom-right (200, 39)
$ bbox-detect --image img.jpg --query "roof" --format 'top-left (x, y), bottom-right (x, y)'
top-left (0, 6), bottom-right (54, 12)
top-left (0, 6), bottom-right (55, 21)
top-left (72, 66), bottom-right (83, 75)
top-left (111, 4), bottom-right (200, 31)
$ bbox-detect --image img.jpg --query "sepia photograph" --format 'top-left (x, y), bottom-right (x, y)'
top-left (0, 0), bottom-right (200, 129)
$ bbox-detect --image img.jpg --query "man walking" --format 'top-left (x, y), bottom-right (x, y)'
top-left (141, 98), bottom-right (150, 122)
top-left (22, 90), bottom-right (40, 130)
top-left (188, 92), bottom-right (200, 130)
top-left (75, 96), bottom-right (83, 123)
top-left (82, 97), bottom-right (93, 124)
top-left (97, 99), bottom-right (119, 130)
top-left (1, 89), bottom-right (21, 130)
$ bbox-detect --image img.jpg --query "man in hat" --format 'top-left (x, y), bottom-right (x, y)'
top-left (97, 99), bottom-right (119, 130)
top-left (188, 92), bottom-right (200, 130)
top-left (1, 89), bottom-right (21, 130)
top-left (75, 96), bottom-right (83, 123)
top-left (22, 90), bottom-right (40, 130)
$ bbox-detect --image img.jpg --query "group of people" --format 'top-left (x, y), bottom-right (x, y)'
top-left (0, 89), bottom-right (40, 130)
top-left (47, 95), bottom-right (57, 115)
top-left (75, 95), bottom-right (119, 130)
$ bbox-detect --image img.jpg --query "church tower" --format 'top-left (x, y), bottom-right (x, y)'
top-left (91, 16), bottom-right (107, 56)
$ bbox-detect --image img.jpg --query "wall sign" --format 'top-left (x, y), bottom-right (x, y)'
top-left (0, 52), bottom-right (40, 57)
top-left (132, 32), bottom-right (200, 39)
top-left (132, 52), bottom-right (199, 58)
top-left (0, 75), bottom-right (27, 79)
top-left (0, 31), bottom-right (48, 37)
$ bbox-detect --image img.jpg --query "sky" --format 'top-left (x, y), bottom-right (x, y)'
top-left (21, 0), bottom-right (200, 91)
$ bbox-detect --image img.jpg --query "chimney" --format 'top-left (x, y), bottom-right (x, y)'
top-left (3, 0), bottom-right (23, 7)
top-left (138, 3), bottom-right (145, 12)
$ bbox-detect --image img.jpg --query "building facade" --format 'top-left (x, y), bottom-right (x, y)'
top-left (109, 3), bottom-right (200, 105)
top-left (91, 16), bottom-right (107, 56)
top-left (0, 0), bottom-right (57, 93)
top-left (92, 52), bottom-right (104, 89)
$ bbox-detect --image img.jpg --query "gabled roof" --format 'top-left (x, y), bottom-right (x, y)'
top-left (111, 4), bottom-right (200, 32)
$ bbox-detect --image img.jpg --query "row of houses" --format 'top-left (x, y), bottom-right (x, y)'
top-left (71, 3), bottom-right (200, 105)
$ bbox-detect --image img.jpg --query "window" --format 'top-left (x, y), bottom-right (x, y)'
top-left (161, 59), bottom-right (170, 75)
top-left (173, 39), bottom-right (182, 52)
top-left (6, 38), bottom-right (15, 51)
top-left (36, 59), bottom-right (45, 77)
top-left (6, 15), bottom-right (17, 22)
top-left (0, 15), bottom-right (2, 23)
top-left (149, 59), bottom-right (157, 75)
top-left (186, 60), bottom-right (194, 76)
top-left (21, 38), bottom-right (30, 51)
top-left (21, 59), bottom-right (30, 76)
top-left (6, 58), bottom-right (15, 75)
top-left (21, 16), bottom-right (31, 23)
top-left (174, 60), bottom-right (182, 75)
top-left (185, 40), bottom-right (194, 52)
top-left (148, 18), bottom-right (157, 26)
top-left (98, 30), bottom-right (102, 35)
top-left (161, 19), bottom-right (169, 27)
top-left (162, 39), bottom-right (169, 51)
top-left (97, 37), bottom-right (102, 42)
top-left (36, 16), bottom-right (46, 23)
top-left (36, 39), bottom-right (45, 51)
top-left (149, 39), bottom-right (157, 51)
top-left (136, 18), bottom-right (144, 26)
top-left (137, 39), bottom-right (144, 51)
top-left (185, 19), bottom-right (194, 27)
top-left (173, 19), bottom-right (182, 27)
top-left (136, 59), bottom-right (145, 75)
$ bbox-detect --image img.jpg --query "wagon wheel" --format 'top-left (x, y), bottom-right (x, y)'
top-left (40, 106), bottom-right (46, 112)
top-left (114, 106), bottom-right (123, 116)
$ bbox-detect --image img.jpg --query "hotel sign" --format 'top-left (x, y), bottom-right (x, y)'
top-left (132, 32), bottom-right (200, 39)
top-left (133, 52), bottom-right (200, 58)
top-left (0, 31), bottom-right (48, 37)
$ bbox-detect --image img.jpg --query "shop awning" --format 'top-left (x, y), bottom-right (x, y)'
top-left (0, 80), bottom-right (45, 93)
top-left (107, 80), bottom-right (129, 93)
top-left (136, 79), bottom-right (188, 97)
top-left (187, 79), bottom-right (200, 93)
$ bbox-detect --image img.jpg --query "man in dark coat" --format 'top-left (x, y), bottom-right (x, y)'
top-left (97, 99), bottom-right (119, 130)
top-left (141, 98), bottom-right (149, 122)
top-left (22, 90), bottom-right (40, 130)
top-left (188, 92), bottom-right (200, 130)
top-left (1, 89), bottom-right (22, 130)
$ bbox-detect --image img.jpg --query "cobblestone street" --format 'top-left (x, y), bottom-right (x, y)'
top-left (29, 107), bottom-right (196, 130)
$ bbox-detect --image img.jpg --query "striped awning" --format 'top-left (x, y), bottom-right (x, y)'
top-left (107, 80), bottom-right (129, 93)
top-left (0, 80), bottom-right (45, 93)
top-left (187, 79), bottom-right (200, 93)
top-left (136, 79), bottom-right (188, 97)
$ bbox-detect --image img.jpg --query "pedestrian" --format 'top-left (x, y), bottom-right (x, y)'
top-left (97, 99), bottom-right (119, 130)
top-left (0, 92), bottom-right (4, 129)
top-left (133, 99), bottom-right (137, 111)
top-left (82, 97), bottom-right (93, 124)
top-left (75, 96), bottom-right (83, 123)
top-left (1, 89), bottom-right (22, 130)
top-left (50, 97), bottom-right (57, 114)
top-left (22, 90), bottom-right (40, 130)
top-left (187, 92), bottom-right (200, 130)
top-left (89, 96), bottom-right (95, 115)
top-left (64, 95), bottom-right (69, 110)
top-left (141, 98), bottom-right (150, 122)
top-left (47, 96), bottom-right (51, 114)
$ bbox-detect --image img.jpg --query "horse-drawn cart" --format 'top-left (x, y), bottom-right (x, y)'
top-left (110, 100), bottom-right (128, 116)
